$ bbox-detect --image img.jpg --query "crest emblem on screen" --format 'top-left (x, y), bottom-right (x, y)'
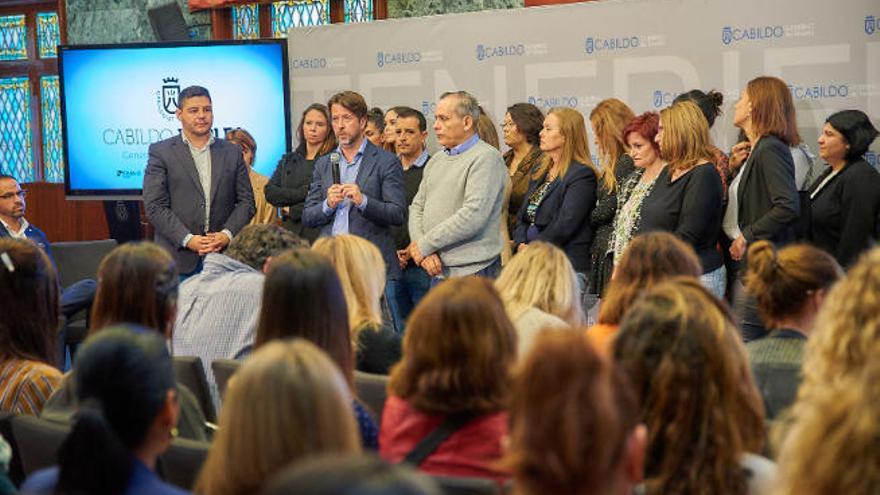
top-left (162, 78), bottom-right (180, 114)
top-left (867, 16), bottom-right (876, 35)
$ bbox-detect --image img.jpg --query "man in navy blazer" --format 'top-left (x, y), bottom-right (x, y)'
top-left (143, 86), bottom-right (255, 276)
top-left (303, 91), bottom-right (406, 282)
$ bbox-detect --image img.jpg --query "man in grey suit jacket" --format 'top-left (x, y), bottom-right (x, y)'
top-left (303, 91), bottom-right (406, 282)
top-left (143, 86), bottom-right (255, 276)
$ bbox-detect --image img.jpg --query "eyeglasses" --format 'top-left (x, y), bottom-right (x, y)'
top-left (0, 190), bottom-right (26, 200)
top-left (501, 121), bottom-right (516, 128)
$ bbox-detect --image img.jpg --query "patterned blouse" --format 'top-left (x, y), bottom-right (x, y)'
top-left (611, 167), bottom-right (663, 264)
top-left (524, 177), bottom-right (556, 226)
top-left (0, 358), bottom-right (62, 416)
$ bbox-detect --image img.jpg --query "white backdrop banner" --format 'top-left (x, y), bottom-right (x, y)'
top-left (288, 0), bottom-right (880, 165)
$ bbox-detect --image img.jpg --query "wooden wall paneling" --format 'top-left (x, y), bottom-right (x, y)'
top-left (23, 183), bottom-right (110, 241)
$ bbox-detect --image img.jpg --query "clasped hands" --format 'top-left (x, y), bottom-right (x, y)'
top-left (326, 183), bottom-right (364, 208)
top-left (404, 242), bottom-right (442, 277)
top-left (186, 231), bottom-right (230, 256)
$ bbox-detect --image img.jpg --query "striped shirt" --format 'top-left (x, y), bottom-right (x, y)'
top-left (0, 358), bottom-right (62, 416)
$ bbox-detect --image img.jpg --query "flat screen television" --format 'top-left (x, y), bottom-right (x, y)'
top-left (59, 40), bottom-right (290, 200)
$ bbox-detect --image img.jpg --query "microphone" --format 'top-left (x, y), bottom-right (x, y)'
top-left (330, 152), bottom-right (341, 184)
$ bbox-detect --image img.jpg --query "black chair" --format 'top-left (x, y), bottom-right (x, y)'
top-left (156, 437), bottom-right (210, 490)
top-left (0, 413), bottom-right (24, 486)
top-left (431, 475), bottom-right (500, 495)
top-left (211, 359), bottom-right (241, 403)
top-left (172, 356), bottom-right (216, 423)
top-left (10, 415), bottom-right (70, 477)
top-left (354, 371), bottom-right (389, 422)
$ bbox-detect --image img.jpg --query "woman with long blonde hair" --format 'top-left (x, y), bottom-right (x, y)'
top-left (636, 100), bottom-right (725, 299)
top-left (195, 339), bottom-right (361, 495)
top-left (588, 99), bottom-right (636, 299)
top-left (512, 107), bottom-right (598, 294)
top-left (312, 235), bottom-right (401, 374)
top-left (495, 241), bottom-right (583, 357)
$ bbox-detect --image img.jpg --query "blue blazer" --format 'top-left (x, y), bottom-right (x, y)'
top-left (513, 162), bottom-right (598, 273)
top-left (303, 140), bottom-right (406, 279)
top-left (143, 135), bottom-right (256, 274)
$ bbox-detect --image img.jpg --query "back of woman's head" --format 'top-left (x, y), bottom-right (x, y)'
top-left (89, 242), bottom-right (178, 336)
top-left (659, 100), bottom-right (715, 170)
top-left (590, 99), bottom-right (635, 191)
top-left (746, 76), bottom-right (801, 145)
top-left (196, 339), bottom-right (361, 495)
top-left (745, 241), bottom-right (842, 328)
top-left (506, 331), bottom-right (640, 495)
top-left (772, 355), bottom-right (880, 495)
top-left (800, 246), bottom-right (880, 390)
top-left (312, 235), bottom-right (385, 332)
top-left (599, 232), bottom-right (702, 325)
top-left (256, 248), bottom-right (353, 385)
top-left (495, 241), bottom-right (584, 325)
top-left (673, 89), bottom-right (723, 128)
top-left (0, 238), bottom-right (57, 364)
top-left (57, 326), bottom-right (175, 494)
top-left (613, 278), bottom-right (764, 495)
top-left (476, 106), bottom-right (500, 150)
top-left (389, 276), bottom-right (516, 416)
top-left (261, 454), bottom-right (440, 495)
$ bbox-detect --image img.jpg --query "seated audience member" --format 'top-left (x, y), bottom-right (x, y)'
top-left (513, 107), bottom-right (598, 289)
top-left (313, 235), bottom-right (401, 374)
top-left (614, 278), bottom-right (773, 495)
top-left (494, 241), bottom-right (584, 357)
top-left (172, 224), bottom-right (304, 408)
top-left (261, 454), bottom-right (441, 495)
top-left (505, 331), bottom-right (645, 495)
top-left (0, 174), bottom-right (96, 322)
top-left (588, 98), bottom-right (636, 300)
top-left (772, 354), bottom-right (880, 494)
top-left (365, 107), bottom-right (386, 148)
top-left (808, 109), bottom-right (880, 268)
top-left (0, 238), bottom-right (61, 415)
top-left (41, 242), bottom-right (208, 441)
top-left (266, 103), bottom-right (336, 243)
top-left (380, 277), bottom-right (516, 482)
top-left (587, 232), bottom-right (702, 356)
top-left (22, 327), bottom-right (187, 495)
top-left (226, 128), bottom-right (277, 226)
top-left (255, 248), bottom-right (378, 448)
top-left (194, 340), bottom-right (361, 495)
top-left (743, 241), bottom-right (841, 421)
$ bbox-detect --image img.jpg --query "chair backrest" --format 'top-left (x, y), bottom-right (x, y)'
top-left (10, 415), bottom-right (71, 476)
top-left (172, 356), bottom-right (216, 423)
top-left (211, 359), bottom-right (241, 403)
top-left (0, 413), bottom-right (24, 486)
top-left (156, 437), bottom-right (210, 490)
top-left (354, 371), bottom-right (389, 422)
top-left (431, 475), bottom-right (501, 495)
top-left (50, 239), bottom-right (118, 289)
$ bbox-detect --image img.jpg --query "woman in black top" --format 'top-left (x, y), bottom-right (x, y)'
top-left (266, 103), bottom-right (337, 243)
top-left (809, 109), bottom-right (880, 268)
top-left (638, 100), bottom-right (724, 298)
top-left (513, 107), bottom-right (598, 284)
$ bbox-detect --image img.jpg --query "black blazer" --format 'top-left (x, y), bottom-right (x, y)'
top-left (513, 161), bottom-right (598, 273)
top-left (808, 159), bottom-right (880, 268)
top-left (265, 147), bottom-right (320, 242)
top-left (736, 135), bottom-right (800, 245)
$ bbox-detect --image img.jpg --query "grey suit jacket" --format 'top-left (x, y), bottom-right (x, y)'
top-left (302, 140), bottom-right (406, 279)
top-left (143, 135), bottom-right (256, 274)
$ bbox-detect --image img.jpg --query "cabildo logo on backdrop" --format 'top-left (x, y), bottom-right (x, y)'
top-left (721, 22), bottom-right (815, 45)
top-left (376, 49), bottom-right (442, 68)
top-left (866, 15), bottom-right (878, 35)
top-left (291, 56), bottom-right (346, 70)
top-left (652, 90), bottom-right (680, 108)
top-left (475, 42), bottom-right (547, 61)
top-left (584, 34), bottom-right (665, 55)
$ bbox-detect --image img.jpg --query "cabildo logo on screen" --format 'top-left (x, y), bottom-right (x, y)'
top-left (156, 77), bottom-right (180, 122)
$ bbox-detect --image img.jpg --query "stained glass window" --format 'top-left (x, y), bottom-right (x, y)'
top-left (36, 12), bottom-right (60, 59)
top-left (344, 0), bottom-right (373, 23)
top-left (41, 76), bottom-right (63, 183)
top-left (0, 15), bottom-right (27, 61)
top-left (272, 1), bottom-right (330, 37)
top-left (232, 4), bottom-right (260, 40)
top-left (0, 77), bottom-right (34, 182)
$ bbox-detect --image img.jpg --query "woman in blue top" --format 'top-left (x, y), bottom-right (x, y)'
top-left (23, 326), bottom-right (187, 495)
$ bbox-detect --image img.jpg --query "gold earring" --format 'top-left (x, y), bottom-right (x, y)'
top-left (170, 427), bottom-right (179, 439)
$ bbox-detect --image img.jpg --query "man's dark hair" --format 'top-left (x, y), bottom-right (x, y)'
top-left (327, 91), bottom-right (368, 120)
top-left (177, 85), bottom-right (212, 109)
top-left (394, 107), bottom-right (427, 132)
top-left (225, 224), bottom-right (307, 271)
top-left (367, 107), bottom-right (385, 132)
